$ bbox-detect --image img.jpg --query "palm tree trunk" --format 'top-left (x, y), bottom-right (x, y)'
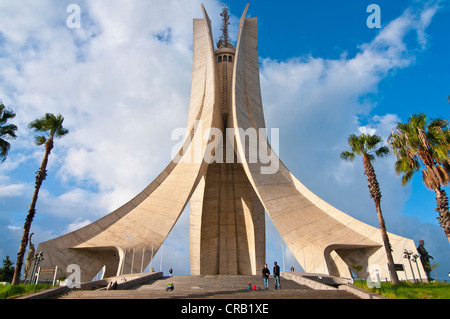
top-left (374, 199), bottom-right (400, 285)
top-left (435, 187), bottom-right (450, 244)
top-left (363, 155), bottom-right (400, 286)
top-left (11, 139), bottom-right (53, 285)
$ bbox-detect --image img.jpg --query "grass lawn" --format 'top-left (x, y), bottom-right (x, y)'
top-left (0, 283), bottom-right (54, 299)
top-left (353, 280), bottom-right (450, 299)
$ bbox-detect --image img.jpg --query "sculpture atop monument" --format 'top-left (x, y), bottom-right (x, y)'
top-left (35, 4), bottom-right (426, 283)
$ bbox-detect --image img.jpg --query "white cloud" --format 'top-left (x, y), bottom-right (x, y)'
top-left (358, 114), bottom-right (401, 141)
top-left (0, 183), bottom-right (26, 197)
top-left (64, 218), bottom-right (92, 233)
top-left (7, 225), bottom-right (21, 231)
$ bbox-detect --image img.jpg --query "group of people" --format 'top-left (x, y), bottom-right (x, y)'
top-left (261, 262), bottom-right (281, 290)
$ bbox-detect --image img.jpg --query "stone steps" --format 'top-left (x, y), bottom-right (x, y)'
top-left (55, 275), bottom-right (359, 299)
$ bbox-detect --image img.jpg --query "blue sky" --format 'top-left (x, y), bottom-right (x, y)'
top-left (0, 0), bottom-right (449, 280)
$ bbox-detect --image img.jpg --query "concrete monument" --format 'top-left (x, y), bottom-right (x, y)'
top-left (36, 4), bottom-right (426, 283)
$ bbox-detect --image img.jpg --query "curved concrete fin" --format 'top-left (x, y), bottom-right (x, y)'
top-left (230, 5), bottom-right (422, 279)
top-left (36, 10), bottom-right (219, 281)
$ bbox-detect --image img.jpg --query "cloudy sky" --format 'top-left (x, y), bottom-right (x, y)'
top-left (1, 0), bottom-right (449, 280)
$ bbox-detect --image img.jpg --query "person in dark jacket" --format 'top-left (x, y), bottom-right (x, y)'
top-left (273, 261), bottom-right (281, 290)
top-left (262, 263), bottom-right (270, 290)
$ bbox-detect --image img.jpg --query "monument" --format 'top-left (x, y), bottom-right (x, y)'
top-left (36, 4), bottom-right (426, 283)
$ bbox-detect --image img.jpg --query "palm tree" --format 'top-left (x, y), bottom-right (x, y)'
top-left (11, 113), bottom-right (68, 285)
top-left (388, 113), bottom-right (450, 244)
top-left (341, 133), bottom-right (400, 286)
top-left (0, 102), bottom-right (18, 162)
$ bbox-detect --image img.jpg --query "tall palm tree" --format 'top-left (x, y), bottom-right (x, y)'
top-left (388, 113), bottom-right (450, 244)
top-left (341, 133), bottom-right (400, 286)
top-left (0, 102), bottom-right (18, 162)
top-left (11, 113), bottom-right (68, 285)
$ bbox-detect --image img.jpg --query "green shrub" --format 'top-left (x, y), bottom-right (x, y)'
top-left (0, 283), bottom-right (53, 299)
top-left (353, 280), bottom-right (450, 299)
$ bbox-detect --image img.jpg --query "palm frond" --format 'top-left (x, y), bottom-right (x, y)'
top-left (367, 153), bottom-right (376, 162)
top-left (366, 134), bottom-right (383, 151)
top-left (347, 134), bottom-right (365, 155)
top-left (34, 135), bottom-right (47, 146)
top-left (0, 124), bottom-right (18, 140)
top-left (375, 146), bottom-right (389, 158)
top-left (389, 113), bottom-right (450, 188)
top-left (28, 113), bottom-right (69, 145)
top-left (340, 151), bottom-right (355, 162)
top-left (401, 169), bottom-right (416, 186)
top-left (434, 164), bottom-right (449, 186)
top-left (0, 103), bottom-right (18, 162)
top-left (0, 139), bottom-right (11, 162)
top-left (28, 118), bottom-right (47, 134)
top-left (0, 107), bottom-right (16, 124)
top-left (343, 132), bottom-right (387, 163)
top-left (422, 169), bottom-right (433, 189)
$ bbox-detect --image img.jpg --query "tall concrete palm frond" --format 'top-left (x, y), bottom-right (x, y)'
top-left (341, 133), bottom-right (399, 286)
top-left (12, 113), bottom-right (68, 285)
top-left (0, 102), bottom-right (18, 162)
top-left (388, 113), bottom-right (450, 243)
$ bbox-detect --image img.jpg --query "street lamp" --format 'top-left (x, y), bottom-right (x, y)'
top-left (403, 249), bottom-right (416, 283)
top-left (30, 251), bottom-right (44, 285)
top-left (411, 254), bottom-right (423, 282)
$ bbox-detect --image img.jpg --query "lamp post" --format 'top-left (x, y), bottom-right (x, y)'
top-left (403, 249), bottom-right (416, 283)
top-left (411, 254), bottom-right (423, 282)
top-left (30, 251), bottom-right (44, 285)
top-left (160, 243), bottom-right (164, 272)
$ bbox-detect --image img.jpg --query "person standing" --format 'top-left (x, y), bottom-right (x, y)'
top-left (262, 263), bottom-right (270, 290)
top-left (273, 261), bottom-right (281, 290)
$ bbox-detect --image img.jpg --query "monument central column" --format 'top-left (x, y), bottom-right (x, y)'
top-left (190, 141), bottom-right (265, 275)
top-left (189, 6), bottom-right (265, 275)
